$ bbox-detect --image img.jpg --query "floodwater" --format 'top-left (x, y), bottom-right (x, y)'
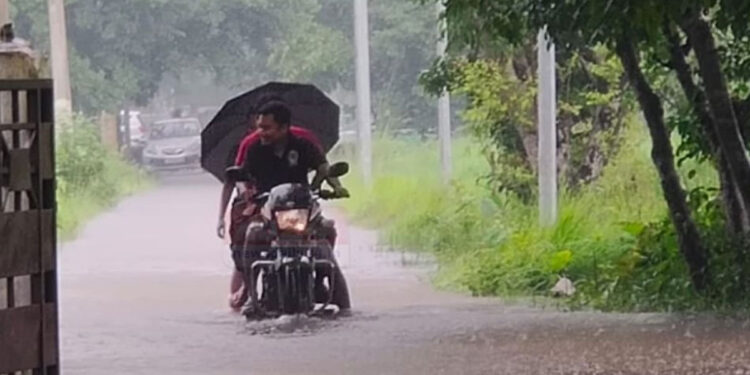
top-left (59, 173), bottom-right (750, 374)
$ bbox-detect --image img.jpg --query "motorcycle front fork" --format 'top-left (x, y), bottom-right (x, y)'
top-left (243, 260), bottom-right (336, 319)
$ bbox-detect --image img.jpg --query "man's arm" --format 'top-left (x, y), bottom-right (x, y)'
top-left (311, 162), bottom-right (329, 190)
top-left (217, 181), bottom-right (233, 238)
top-left (311, 163), bottom-right (348, 197)
top-left (304, 138), bottom-right (348, 196)
top-left (217, 141), bottom-right (246, 239)
top-left (327, 175), bottom-right (346, 191)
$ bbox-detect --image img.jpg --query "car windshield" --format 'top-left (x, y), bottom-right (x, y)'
top-left (150, 120), bottom-right (200, 140)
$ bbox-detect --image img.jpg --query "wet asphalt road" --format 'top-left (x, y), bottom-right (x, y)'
top-left (59, 172), bottom-right (750, 375)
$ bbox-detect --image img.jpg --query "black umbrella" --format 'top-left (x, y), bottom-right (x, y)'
top-left (201, 82), bottom-right (340, 182)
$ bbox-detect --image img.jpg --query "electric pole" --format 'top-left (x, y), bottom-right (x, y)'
top-left (436, 0), bottom-right (452, 183)
top-left (0, 0), bottom-right (9, 26)
top-left (48, 0), bottom-right (72, 116)
top-left (353, 0), bottom-right (373, 187)
top-left (537, 28), bottom-right (557, 226)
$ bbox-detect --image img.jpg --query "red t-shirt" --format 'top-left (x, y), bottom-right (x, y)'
top-left (234, 126), bottom-right (323, 166)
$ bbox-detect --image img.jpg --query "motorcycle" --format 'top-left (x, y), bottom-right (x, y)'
top-left (225, 162), bottom-right (350, 320)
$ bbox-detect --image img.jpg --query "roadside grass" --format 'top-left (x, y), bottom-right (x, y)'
top-left (56, 115), bottom-right (151, 241)
top-left (337, 123), bottom-right (745, 312)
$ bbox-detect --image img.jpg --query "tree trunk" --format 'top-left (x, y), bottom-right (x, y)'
top-left (733, 96), bottom-right (750, 143)
top-left (664, 23), bottom-right (750, 234)
top-left (719, 156), bottom-right (749, 233)
top-left (615, 35), bottom-right (709, 290)
top-left (680, 11), bottom-right (750, 223)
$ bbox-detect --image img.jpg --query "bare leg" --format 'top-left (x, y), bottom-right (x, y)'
top-left (229, 269), bottom-right (247, 311)
top-left (317, 218), bottom-right (351, 311)
top-left (331, 262), bottom-right (351, 310)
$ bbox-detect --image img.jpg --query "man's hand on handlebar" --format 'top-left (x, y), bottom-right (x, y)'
top-left (333, 186), bottom-right (350, 198)
top-left (318, 186), bottom-right (350, 200)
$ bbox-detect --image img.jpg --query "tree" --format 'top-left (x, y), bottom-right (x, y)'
top-left (12, 0), bottom-right (441, 134)
top-left (420, 3), bottom-right (632, 198)
top-left (428, 0), bottom-right (750, 289)
top-left (316, 0), bottom-right (443, 133)
top-left (13, 0), bottom-right (298, 113)
top-left (421, 44), bottom-right (630, 199)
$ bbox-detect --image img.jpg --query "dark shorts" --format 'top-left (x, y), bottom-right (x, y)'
top-left (230, 246), bottom-right (247, 272)
top-left (230, 219), bottom-right (270, 272)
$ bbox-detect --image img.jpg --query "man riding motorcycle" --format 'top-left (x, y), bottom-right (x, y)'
top-left (218, 95), bottom-right (326, 311)
top-left (229, 100), bottom-right (351, 314)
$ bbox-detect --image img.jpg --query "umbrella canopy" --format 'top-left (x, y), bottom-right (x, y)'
top-left (201, 82), bottom-right (340, 182)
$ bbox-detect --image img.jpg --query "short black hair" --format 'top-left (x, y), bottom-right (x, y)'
top-left (257, 101), bottom-right (292, 126)
top-left (247, 94), bottom-right (286, 120)
top-left (257, 94), bottom-right (285, 107)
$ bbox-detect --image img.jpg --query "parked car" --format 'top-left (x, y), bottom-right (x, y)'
top-left (142, 118), bottom-right (202, 172)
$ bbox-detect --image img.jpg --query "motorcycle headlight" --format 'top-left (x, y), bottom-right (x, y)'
top-left (275, 209), bottom-right (309, 233)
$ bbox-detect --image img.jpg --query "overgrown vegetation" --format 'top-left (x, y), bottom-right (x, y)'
top-left (343, 120), bottom-right (750, 312)
top-left (421, 46), bottom-right (630, 200)
top-left (13, 0), bottom-right (750, 311)
top-left (56, 116), bottom-right (149, 240)
top-left (354, 0), bottom-right (750, 311)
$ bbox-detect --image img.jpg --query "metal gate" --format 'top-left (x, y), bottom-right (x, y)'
top-left (0, 80), bottom-right (59, 375)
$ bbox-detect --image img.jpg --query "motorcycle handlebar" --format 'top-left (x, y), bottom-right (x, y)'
top-left (248, 188), bottom-right (346, 204)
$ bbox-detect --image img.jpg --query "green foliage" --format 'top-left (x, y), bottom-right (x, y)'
top-left (421, 45), bottom-right (631, 198)
top-left (12, 0), bottom-right (441, 133)
top-left (12, 0), bottom-right (334, 112)
top-left (367, 1), bottom-right (439, 131)
top-left (428, 0), bottom-right (750, 300)
top-left (445, 59), bottom-right (536, 199)
top-left (56, 117), bottom-right (108, 193)
top-left (343, 122), bottom-right (750, 311)
top-left (56, 116), bottom-right (149, 239)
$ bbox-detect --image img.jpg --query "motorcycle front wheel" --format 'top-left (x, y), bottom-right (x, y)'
top-left (280, 264), bottom-right (314, 315)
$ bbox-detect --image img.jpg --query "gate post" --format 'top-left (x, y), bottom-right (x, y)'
top-left (0, 30), bottom-right (59, 375)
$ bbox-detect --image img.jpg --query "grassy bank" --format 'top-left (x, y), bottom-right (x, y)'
top-left (339, 124), bottom-right (739, 312)
top-left (56, 116), bottom-right (150, 241)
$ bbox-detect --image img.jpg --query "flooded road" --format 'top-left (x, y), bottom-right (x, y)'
top-left (60, 173), bottom-right (750, 374)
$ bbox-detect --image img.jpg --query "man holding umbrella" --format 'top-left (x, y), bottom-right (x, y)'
top-left (217, 95), bottom-right (324, 241)
top-left (217, 96), bottom-right (330, 310)
top-left (202, 83), bottom-right (350, 313)
top-left (223, 101), bottom-right (351, 313)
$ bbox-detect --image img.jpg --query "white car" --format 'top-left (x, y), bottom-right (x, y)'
top-left (142, 118), bottom-right (202, 171)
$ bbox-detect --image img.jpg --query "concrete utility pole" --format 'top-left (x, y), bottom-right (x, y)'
top-left (0, 0), bottom-right (9, 26)
top-left (48, 0), bottom-right (73, 116)
top-left (353, 0), bottom-right (373, 187)
top-left (537, 28), bottom-right (557, 226)
top-left (436, 0), bottom-right (452, 183)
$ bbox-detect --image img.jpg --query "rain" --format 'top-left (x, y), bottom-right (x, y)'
top-left (2, 1), bottom-right (750, 374)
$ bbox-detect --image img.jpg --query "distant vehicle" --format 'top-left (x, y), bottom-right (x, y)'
top-left (142, 118), bottom-right (202, 172)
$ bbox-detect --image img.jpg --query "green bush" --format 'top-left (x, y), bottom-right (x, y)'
top-left (56, 115), bottom-right (149, 239)
top-left (342, 123), bottom-right (750, 312)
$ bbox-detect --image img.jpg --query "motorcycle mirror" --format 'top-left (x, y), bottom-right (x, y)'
top-left (328, 162), bottom-right (349, 178)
